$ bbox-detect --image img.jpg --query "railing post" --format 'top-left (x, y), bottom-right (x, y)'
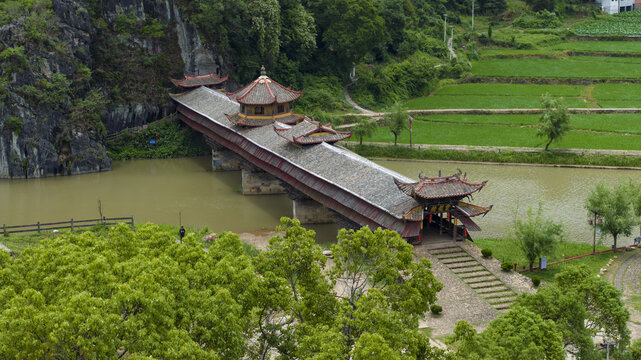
top-left (2, 224), bottom-right (6, 237)
top-left (70, 218), bottom-right (74, 232)
top-left (37, 221), bottom-right (40, 233)
top-left (130, 215), bottom-right (135, 230)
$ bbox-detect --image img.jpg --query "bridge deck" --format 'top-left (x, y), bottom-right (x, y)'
top-left (170, 87), bottom-right (423, 237)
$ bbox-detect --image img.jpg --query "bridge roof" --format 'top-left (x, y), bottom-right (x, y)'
top-left (170, 72), bottom-right (228, 88)
top-left (170, 87), bottom-right (420, 221)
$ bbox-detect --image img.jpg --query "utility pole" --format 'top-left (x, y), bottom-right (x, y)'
top-left (443, 14), bottom-right (447, 43)
top-left (472, 0), bottom-right (475, 30)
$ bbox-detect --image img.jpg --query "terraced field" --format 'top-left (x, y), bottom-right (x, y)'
top-left (471, 56), bottom-right (641, 79)
top-left (405, 83), bottom-right (641, 109)
top-left (361, 114), bottom-right (641, 150)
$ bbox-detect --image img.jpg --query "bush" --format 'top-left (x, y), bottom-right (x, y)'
top-left (532, 275), bottom-right (541, 287)
top-left (430, 304), bottom-right (443, 315)
top-left (4, 116), bottom-right (23, 135)
top-left (481, 248), bottom-right (493, 258)
top-left (501, 262), bottom-right (513, 272)
top-left (513, 10), bottom-right (562, 29)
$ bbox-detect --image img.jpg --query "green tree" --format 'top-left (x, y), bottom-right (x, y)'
top-left (516, 281), bottom-right (595, 358)
top-left (514, 203), bottom-right (563, 271)
top-left (538, 93), bottom-right (571, 151)
top-left (449, 306), bottom-right (565, 360)
top-left (628, 180), bottom-right (641, 238)
top-left (352, 118), bottom-right (377, 144)
top-left (585, 182), bottom-right (636, 251)
top-left (384, 102), bottom-right (408, 146)
top-left (555, 266), bottom-right (630, 354)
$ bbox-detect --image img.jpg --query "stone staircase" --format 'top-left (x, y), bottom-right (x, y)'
top-left (428, 243), bottom-right (517, 312)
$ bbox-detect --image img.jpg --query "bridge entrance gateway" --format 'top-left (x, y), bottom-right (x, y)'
top-left (170, 67), bottom-right (492, 243)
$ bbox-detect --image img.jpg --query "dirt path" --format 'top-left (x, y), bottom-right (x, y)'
top-left (344, 108), bottom-right (641, 117)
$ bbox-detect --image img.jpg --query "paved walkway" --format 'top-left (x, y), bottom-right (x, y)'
top-left (343, 83), bottom-right (378, 116)
top-left (608, 248), bottom-right (641, 341)
top-left (415, 240), bottom-right (534, 337)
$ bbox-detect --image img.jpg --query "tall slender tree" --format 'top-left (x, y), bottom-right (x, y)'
top-left (538, 93), bottom-right (571, 151)
top-left (384, 102), bottom-right (407, 146)
top-left (585, 182), bottom-right (636, 251)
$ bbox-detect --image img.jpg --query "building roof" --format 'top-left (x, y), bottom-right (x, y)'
top-left (274, 118), bottom-right (352, 145)
top-left (170, 72), bottom-right (228, 88)
top-left (455, 201), bottom-right (493, 217)
top-left (226, 112), bottom-right (304, 127)
top-left (394, 174), bottom-right (487, 201)
top-left (226, 66), bottom-right (302, 105)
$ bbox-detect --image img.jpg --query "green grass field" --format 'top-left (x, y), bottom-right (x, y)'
top-left (405, 83), bottom-right (641, 109)
top-left (471, 57), bottom-right (641, 79)
top-left (481, 48), bottom-right (564, 57)
top-left (417, 114), bottom-right (641, 135)
top-left (405, 83), bottom-right (588, 109)
top-left (546, 41), bottom-right (641, 53)
top-left (360, 120), bottom-right (641, 150)
top-left (472, 238), bottom-right (613, 283)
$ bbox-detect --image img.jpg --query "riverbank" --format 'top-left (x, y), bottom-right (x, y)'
top-left (346, 144), bottom-right (641, 169)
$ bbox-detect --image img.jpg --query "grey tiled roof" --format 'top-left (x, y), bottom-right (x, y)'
top-left (171, 73), bottom-right (228, 88)
top-left (170, 87), bottom-right (419, 220)
top-left (395, 175), bottom-right (486, 200)
top-left (274, 118), bottom-right (352, 145)
top-left (227, 75), bottom-right (302, 105)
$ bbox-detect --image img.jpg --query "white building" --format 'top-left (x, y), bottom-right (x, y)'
top-left (599, 0), bottom-right (635, 14)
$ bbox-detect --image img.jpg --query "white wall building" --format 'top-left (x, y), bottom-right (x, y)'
top-left (599, 0), bottom-right (635, 14)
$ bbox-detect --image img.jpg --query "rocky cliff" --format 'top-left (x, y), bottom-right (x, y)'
top-left (0, 0), bottom-right (220, 178)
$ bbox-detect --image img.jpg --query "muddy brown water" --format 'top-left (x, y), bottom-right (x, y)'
top-left (1, 156), bottom-right (640, 245)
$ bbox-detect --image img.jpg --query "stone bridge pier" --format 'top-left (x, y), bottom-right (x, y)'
top-left (206, 137), bottom-right (335, 224)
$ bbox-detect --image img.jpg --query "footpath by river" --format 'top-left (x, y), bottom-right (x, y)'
top-left (2, 156), bottom-right (641, 246)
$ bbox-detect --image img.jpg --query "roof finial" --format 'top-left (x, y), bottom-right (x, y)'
top-left (260, 65), bottom-right (267, 77)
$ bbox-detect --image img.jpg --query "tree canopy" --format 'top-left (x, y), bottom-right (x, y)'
top-left (513, 203), bottom-right (563, 271)
top-left (585, 182), bottom-right (637, 251)
top-left (0, 219), bottom-right (445, 359)
top-left (538, 93), bottom-right (570, 151)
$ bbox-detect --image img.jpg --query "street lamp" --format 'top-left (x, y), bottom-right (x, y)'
top-left (443, 14), bottom-right (447, 43)
top-left (588, 212), bottom-right (603, 254)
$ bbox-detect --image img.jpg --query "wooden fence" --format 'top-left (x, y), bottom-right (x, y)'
top-left (2, 216), bottom-right (135, 236)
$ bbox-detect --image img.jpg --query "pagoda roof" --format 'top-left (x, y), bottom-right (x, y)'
top-left (455, 201), bottom-right (492, 217)
top-left (170, 72), bottom-right (228, 88)
top-left (274, 118), bottom-right (352, 145)
top-left (226, 66), bottom-right (302, 105)
top-left (226, 112), bottom-right (304, 127)
top-left (394, 174), bottom-right (487, 200)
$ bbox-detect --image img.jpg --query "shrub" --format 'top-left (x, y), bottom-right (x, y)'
top-left (501, 262), bottom-right (513, 272)
top-left (481, 248), bottom-right (493, 258)
top-left (513, 10), bottom-right (562, 29)
top-left (0, 46), bottom-right (29, 73)
top-left (532, 275), bottom-right (541, 287)
top-left (430, 304), bottom-right (443, 315)
top-left (4, 116), bottom-right (23, 135)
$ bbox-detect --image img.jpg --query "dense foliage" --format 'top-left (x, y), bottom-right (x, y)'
top-left (0, 219), bottom-right (445, 359)
top-left (106, 116), bottom-right (209, 160)
top-left (573, 11), bottom-right (641, 36)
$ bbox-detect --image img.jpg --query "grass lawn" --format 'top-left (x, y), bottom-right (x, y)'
top-left (471, 57), bottom-right (641, 79)
top-left (362, 121), bottom-right (641, 150)
top-left (417, 114), bottom-right (641, 135)
top-left (472, 238), bottom-right (614, 283)
top-left (546, 41), bottom-right (641, 53)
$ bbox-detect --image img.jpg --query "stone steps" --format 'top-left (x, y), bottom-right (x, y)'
top-left (428, 244), bottom-right (518, 312)
top-left (447, 261), bottom-right (480, 268)
top-left (464, 275), bottom-right (497, 284)
top-left (440, 256), bottom-right (475, 264)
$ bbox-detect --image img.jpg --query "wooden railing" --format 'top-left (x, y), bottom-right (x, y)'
top-left (2, 216), bottom-right (135, 236)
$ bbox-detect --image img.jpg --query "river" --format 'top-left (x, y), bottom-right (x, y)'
top-left (1, 156), bottom-right (640, 245)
